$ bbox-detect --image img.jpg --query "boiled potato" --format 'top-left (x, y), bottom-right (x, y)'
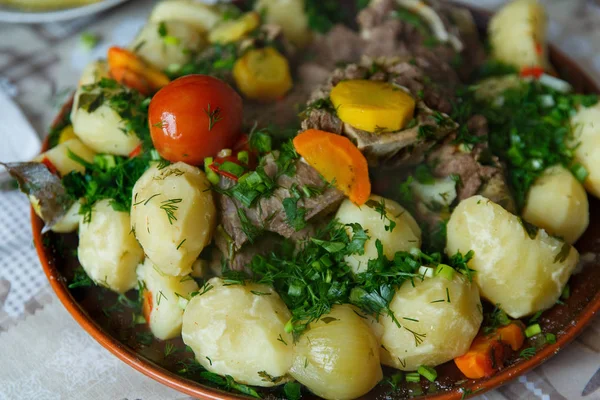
top-left (131, 162), bottom-right (216, 276)
top-left (130, 21), bottom-right (204, 71)
top-left (78, 60), bottom-right (110, 86)
top-left (411, 176), bottom-right (457, 208)
top-left (335, 195), bottom-right (421, 274)
top-left (182, 277), bottom-right (292, 386)
top-left (33, 138), bottom-right (95, 177)
top-left (522, 165), bottom-right (589, 244)
top-left (137, 258), bottom-right (198, 340)
top-left (289, 304), bottom-right (382, 400)
top-left (489, 0), bottom-right (549, 70)
top-left (209, 12), bottom-right (260, 44)
top-left (50, 201), bottom-right (81, 233)
top-left (78, 199), bottom-right (144, 293)
top-left (379, 273), bottom-right (482, 370)
top-left (149, 0), bottom-right (222, 32)
top-left (254, 0), bottom-right (311, 47)
top-left (446, 195), bottom-right (579, 318)
top-left (571, 103), bottom-right (600, 198)
top-left (71, 63), bottom-right (141, 156)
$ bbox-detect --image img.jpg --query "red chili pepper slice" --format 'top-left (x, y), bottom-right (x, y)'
top-left (209, 155), bottom-right (246, 181)
top-left (129, 144), bottom-right (142, 158)
top-left (520, 66), bottom-right (544, 79)
top-left (41, 157), bottom-right (58, 175)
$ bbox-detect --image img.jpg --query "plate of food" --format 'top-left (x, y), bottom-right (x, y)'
top-left (4, 0), bottom-right (600, 399)
top-left (0, 0), bottom-right (129, 23)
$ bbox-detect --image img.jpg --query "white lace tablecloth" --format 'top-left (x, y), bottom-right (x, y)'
top-left (0, 0), bottom-right (599, 399)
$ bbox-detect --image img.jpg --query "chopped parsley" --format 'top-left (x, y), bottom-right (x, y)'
top-left (62, 150), bottom-right (155, 223)
top-left (471, 80), bottom-right (598, 210)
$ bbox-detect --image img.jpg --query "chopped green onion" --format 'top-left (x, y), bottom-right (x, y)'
top-left (417, 365), bottom-right (437, 382)
top-left (206, 169), bottom-right (220, 185)
top-left (245, 171), bottom-right (263, 187)
top-left (163, 36), bottom-right (181, 46)
top-left (150, 149), bottom-right (161, 160)
top-left (571, 163), bottom-right (588, 183)
top-left (405, 372), bottom-right (420, 382)
top-left (435, 263), bottom-right (455, 280)
top-left (237, 151), bottom-right (250, 165)
top-left (255, 183), bottom-right (267, 193)
top-left (561, 284), bottom-right (570, 300)
top-left (232, 189), bottom-right (259, 205)
top-left (204, 157), bottom-right (214, 172)
top-left (80, 31), bottom-right (99, 50)
top-left (525, 323), bottom-right (542, 338)
top-left (237, 173), bottom-right (250, 183)
top-left (219, 161), bottom-right (245, 177)
top-left (545, 333), bottom-right (557, 344)
top-left (284, 319), bottom-right (294, 333)
top-left (249, 130), bottom-right (272, 153)
top-left (94, 154), bottom-right (116, 169)
top-left (288, 283), bottom-right (303, 297)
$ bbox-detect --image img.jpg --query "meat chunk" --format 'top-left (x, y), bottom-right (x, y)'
top-left (215, 153), bottom-right (345, 254)
top-left (300, 60), bottom-right (457, 167)
top-left (357, 0), bottom-right (485, 80)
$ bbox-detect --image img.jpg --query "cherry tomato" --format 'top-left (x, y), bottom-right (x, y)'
top-left (148, 75), bottom-right (243, 165)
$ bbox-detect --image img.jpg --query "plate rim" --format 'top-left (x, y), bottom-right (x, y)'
top-left (32, 9), bottom-right (600, 400)
top-left (0, 0), bottom-right (129, 23)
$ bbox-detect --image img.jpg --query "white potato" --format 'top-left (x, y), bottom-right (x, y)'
top-left (78, 199), bottom-right (144, 293)
top-left (571, 103), bottom-right (600, 198)
top-left (446, 195), bottom-right (579, 318)
top-left (131, 163), bottom-right (216, 276)
top-left (522, 165), bottom-right (589, 244)
top-left (379, 273), bottom-right (482, 370)
top-left (289, 304), bottom-right (382, 400)
top-left (78, 60), bottom-right (110, 86)
top-left (411, 176), bottom-right (457, 208)
top-left (254, 0), bottom-right (310, 47)
top-left (70, 77), bottom-right (141, 156)
top-left (51, 201), bottom-right (82, 233)
top-left (489, 0), bottom-right (548, 70)
top-left (335, 195), bottom-right (421, 274)
top-left (137, 258), bottom-right (198, 340)
top-left (149, 0), bottom-right (222, 32)
top-left (130, 21), bottom-right (204, 71)
top-left (182, 277), bottom-right (292, 386)
top-left (33, 138), bottom-right (96, 177)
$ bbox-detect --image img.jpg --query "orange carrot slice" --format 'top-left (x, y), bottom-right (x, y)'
top-left (293, 129), bottom-right (371, 205)
top-left (142, 289), bottom-right (153, 323)
top-left (455, 322), bottom-right (525, 379)
top-left (495, 322), bottom-right (525, 351)
top-left (107, 47), bottom-right (170, 94)
top-left (454, 336), bottom-right (506, 379)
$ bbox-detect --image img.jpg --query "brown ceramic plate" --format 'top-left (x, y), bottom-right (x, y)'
top-left (33, 5), bottom-right (600, 400)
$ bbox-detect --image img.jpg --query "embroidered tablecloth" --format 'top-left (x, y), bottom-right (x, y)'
top-left (0, 1), bottom-right (598, 399)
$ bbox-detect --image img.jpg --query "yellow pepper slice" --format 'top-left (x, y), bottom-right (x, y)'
top-left (209, 12), bottom-right (260, 44)
top-left (233, 47), bottom-right (293, 102)
top-left (330, 80), bottom-right (416, 133)
top-left (58, 125), bottom-right (77, 144)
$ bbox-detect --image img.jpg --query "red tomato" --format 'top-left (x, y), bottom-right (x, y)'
top-left (148, 75), bottom-right (243, 165)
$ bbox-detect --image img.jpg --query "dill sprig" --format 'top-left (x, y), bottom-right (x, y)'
top-left (160, 198), bottom-right (182, 225)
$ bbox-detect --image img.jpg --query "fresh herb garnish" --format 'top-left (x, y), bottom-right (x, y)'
top-left (365, 198), bottom-right (397, 232)
top-left (160, 198), bottom-right (182, 225)
top-left (204, 103), bottom-right (223, 131)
